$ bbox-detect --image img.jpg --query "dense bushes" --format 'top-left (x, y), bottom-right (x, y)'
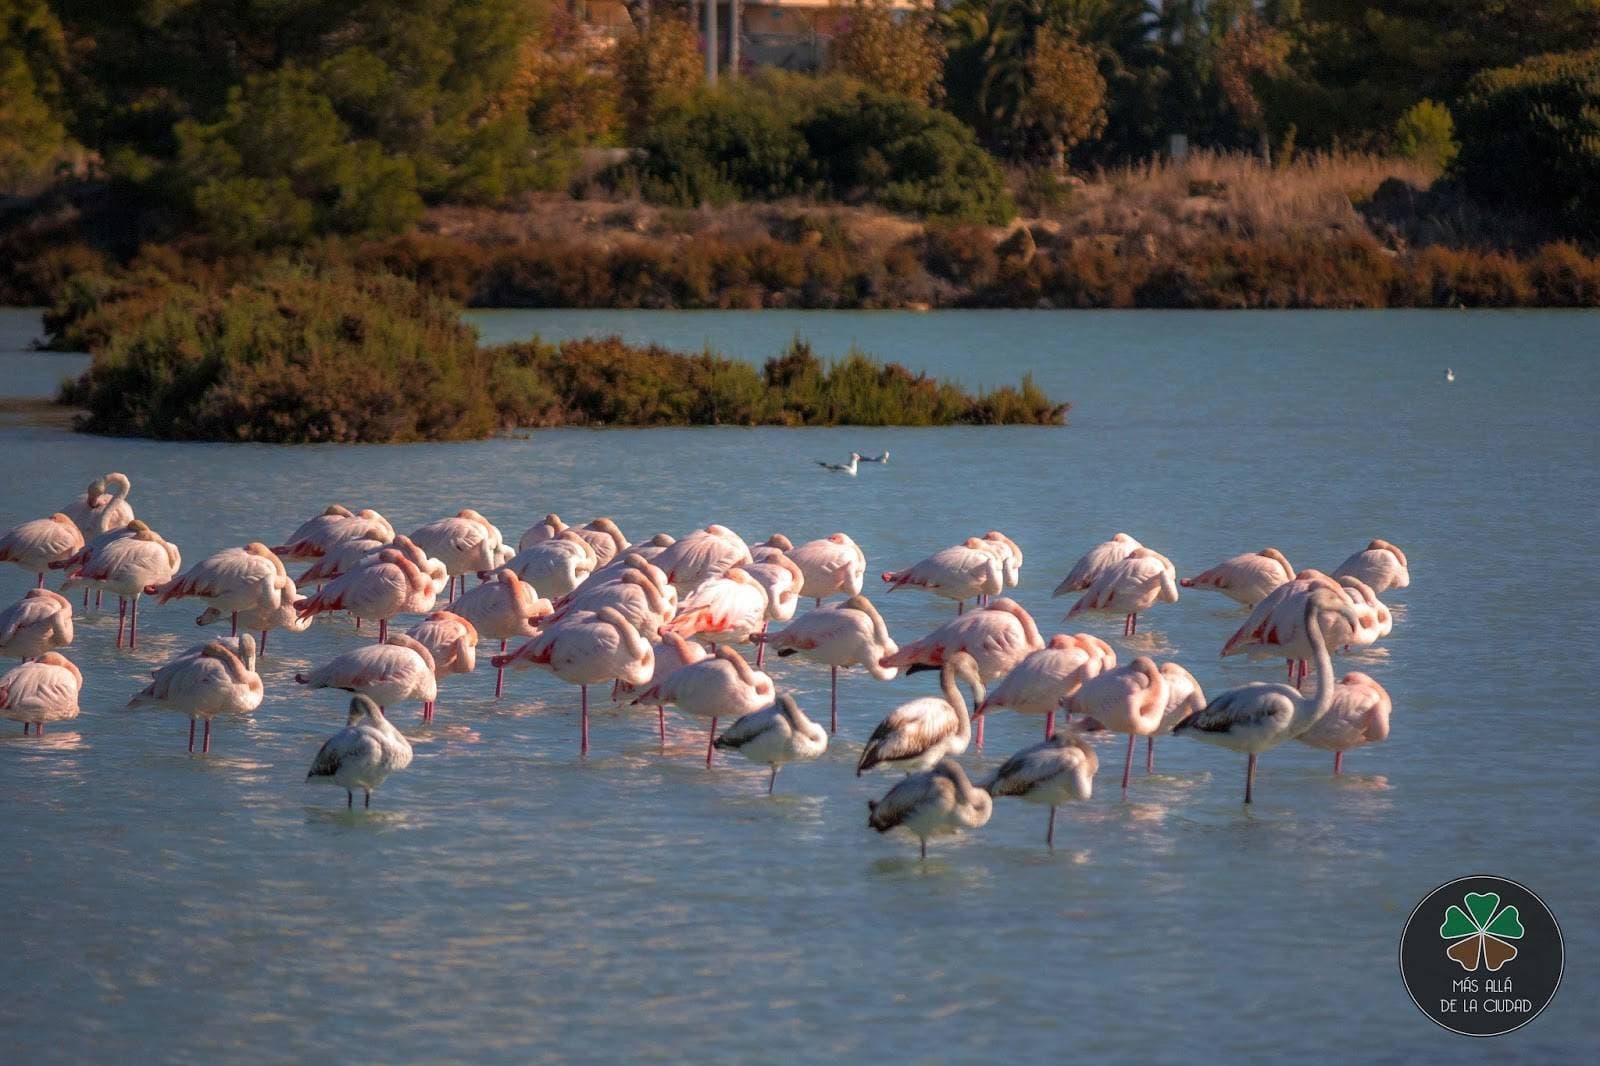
top-left (49, 264), bottom-right (1069, 441)
top-left (629, 77), bottom-right (1014, 224)
top-left (1455, 50), bottom-right (1600, 237)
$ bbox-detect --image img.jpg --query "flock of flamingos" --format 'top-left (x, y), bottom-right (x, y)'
top-left (0, 471), bottom-right (1408, 857)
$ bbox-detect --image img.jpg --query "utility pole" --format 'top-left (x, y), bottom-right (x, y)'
top-left (704, 0), bottom-right (718, 86)
top-left (729, 0), bottom-right (740, 78)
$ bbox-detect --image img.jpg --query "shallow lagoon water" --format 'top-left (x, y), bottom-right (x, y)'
top-left (2, 307), bottom-right (1597, 1062)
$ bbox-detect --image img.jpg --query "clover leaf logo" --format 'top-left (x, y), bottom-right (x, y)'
top-left (1440, 891), bottom-right (1524, 972)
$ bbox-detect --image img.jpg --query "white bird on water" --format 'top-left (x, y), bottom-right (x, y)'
top-left (867, 757), bottom-right (993, 859)
top-left (306, 694), bottom-right (413, 809)
top-left (858, 451), bottom-right (889, 464)
top-left (713, 693), bottom-right (829, 793)
top-left (1445, 367), bottom-right (1455, 383)
top-left (816, 452), bottom-right (861, 475)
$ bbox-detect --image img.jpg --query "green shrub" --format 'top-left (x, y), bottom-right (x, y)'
top-left (1455, 49), bottom-right (1600, 237)
top-left (632, 92), bottom-right (815, 207)
top-left (1393, 100), bottom-right (1458, 170)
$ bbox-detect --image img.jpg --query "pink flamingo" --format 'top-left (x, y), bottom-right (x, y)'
top-left (881, 538), bottom-right (1003, 614)
top-left (1053, 532), bottom-right (1142, 596)
top-left (1180, 548), bottom-right (1295, 607)
top-left (409, 509), bottom-right (505, 600)
top-left (573, 518), bottom-right (630, 567)
top-left (0, 514), bottom-right (84, 587)
top-left (61, 523), bottom-right (181, 649)
top-left (759, 594), bottom-right (898, 733)
top-left (195, 576), bottom-right (311, 654)
top-left (631, 646), bottom-right (773, 767)
top-left (406, 610), bottom-right (480, 680)
top-left (978, 530), bottom-right (1024, 589)
top-left (61, 472), bottom-right (134, 537)
top-left (664, 565), bottom-right (771, 648)
top-left (272, 506), bottom-right (393, 560)
top-left (516, 513), bottom-right (567, 551)
top-left (448, 569), bottom-right (552, 697)
top-left (0, 589), bottom-right (75, 659)
top-left (857, 652), bottom-right (983, 775)
top-left (1148, 662), bottom-right (1207, 772)
top-left (975, 632), bottom-right (1115, 738)
top-left (547, 561), bottom-right (675, 640)
top-left (1295, 671), bottom-right (1392, 774)
top-left (500, 530), bottom-right (598, 598)
top-left (1065, 548), bottom-right (1179, 635)
top-left (494, 607), bottom-right (654, 756)
top-left (130, 635), bottom-right (263, 752)
top-left (1336, 575), bottom-right (1392, 648)
top-left (154, 542), bottom-right (292, 635)
top-left (1223, 570), bottom-right (1370, 684)
top-left (0, 652), bottom-right (81, 735)
top-left (786, 533), bottom-right (867, 604)
top-left (1068, 657), bottom-right (1169, 794)
top-left (654, 525), bottom-right (752, 597)
top-left (295, 549), bottom-right (431, 642)
top-left (615, 631), bottom-right (710, 744)
top-left (982, 729), bottom-right (1099, 848)
top-left (1176, 589), bottom-right (1363, 803)
top-left (1332, 539), bottom-right (1409, 594)
top-left (297, 633), bottom-right (439, 721)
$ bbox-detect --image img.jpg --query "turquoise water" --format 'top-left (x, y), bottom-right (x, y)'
top-left (3, 307), bottom-right (1597, 1062)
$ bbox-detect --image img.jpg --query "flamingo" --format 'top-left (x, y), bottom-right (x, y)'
top-left (1223, 570), bottom-right (1370, 684)
top-left (1053, 533), bottom-right (1142, 596)
top-left (273, 506), bottom-right (393, 560)
top-left (978, 531), bottom-right (1024, 589)
top-left (129, 636), bottom-right (263, 752)
top-left (61, 472), bottom-right (134, 537)
top-left (1068, 657), bottom-right (1169, 794)
top-left (880, 598), bottom-right (1044, 747)
top-left (1331, 539), bottom-right (1410, 594)
top-left (1146, 662), bottom-right (1207, 773)
top-left (881, 538), bottom-right (1004, 614)
top-left (1295, 671), bottom-right (1392, 774)
top-left (295, 537), bottom-right (385, 585)
top-left (1175, 589), bottom-right (1363, 803)
top-left (786, 533), bottom-right (866, 604)
top-left (1336, 575), bottom-right (1392, 650)
top-left (297, 633), bottom-right (439, 721)
top-left (195, 576), bottom-right (311, 654)
top-left (983, 729), bottom-right (1099, 848)
top-left (1180, 548), bottom-right (1295, 607)
top-left (0, 514), bottom-right (84, 586)
top-left (448, 569), bottom-right (553, 697)
top-left (306, 694), bottom-right (413, 809)
top-left (615, 632), bottom-right (709, 744)
top-left (295, 549), bottom-right (431, 642)
top-left (857, 652), bottom-right (983, 775)
top-left (548, 562), bottom-right (674, 639)
top-left (493, 607), bottom-right (653, 756)
top-left (499, 530), bottom-right (597, 598)
top-left (759, 594), bottom-right (898, 733)
top-left (51, 519), bottom-right (142, 612)
top-left (817, 453), bottom-right (861, 475)
top-left (409, 510), bottom-right (504, 599)
top-left (751, 533), bottom-right (793, 562)
top-left (516, 513), bottom-right (567, 551)
top-left (867, 758), bottom-right (993, 859)
top-left (741, 551), bottom-right (807, 640)
top-left (573, 518), bottom-right (629, 567)
top-left (1065, 547), bottom-right (1179, 635)
top-left (60, 523), bottom-right (181, 649)
top-left (0, 589), bottom-right (75, 659)
top-left (154, 543), bottom-right (292, 635)
top-left (653, 525), bottom-right (752, 597)
top-left (631, 646), bottom-right (774, 767)
top-left (663, 566), bottom-right (771, 647)
top-left (975, 633), bottom-right (1114, 739)
top-left (406, 611), bottom-right (480, 680)
top-left (0, 652), bottom-right (81, 735)
top-left (713, 693), bottom-right (829, 793)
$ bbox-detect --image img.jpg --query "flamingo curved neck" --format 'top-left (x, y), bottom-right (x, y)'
top-left (1299, 598), bottom-right (1338, 728)
top-left (941, 666), bottom-right (975, 742)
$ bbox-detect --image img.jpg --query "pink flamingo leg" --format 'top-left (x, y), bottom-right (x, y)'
top-left (259, 630), bottom-right (268, 654)
top-left (830, 667), bottom-right (838, 734)
top-left (188, 717), bottom-right (196, 753)
top-left (1286, 658), bottom-right (1295, 681)
top-left (377, 618), bottom-right (388, 643)
top-left (767, 766), bottom-right (778, 794)
top-left (1045, 710), bottom-right (1055, 738)
top-left (23, 722), bottom-right (30, 735)
top-left (580, 685), bottom-right (589, 757)
top-left (1146, 736), bottom-right (1155, 773)
top-left (82, 588), bottom-right (90, 608)
top-left (129, 595), bottom-right (139, 649)
top-left (705, 717), bottom-right (717, 767)
top-left (96, 590), bottom-right (102, 608)
top-left (202, 719), bottom-right (211, 754)
top-left (1122, 734), bottom-right (1135, 793)
top-left (495, 640), bottom-right (506, 699)
top-left (35, 573), bottom-right (44, 589)
top-left (116, 598), bottom-right (127, 648)
top-left (36, 722), bottom-right (44, 735)
top-left (957, 600), bottom-right (964, 616)
top-left (657, 705), bottom-right (666, 745)
top-left (1245, 753), bottom-right (1257, 804)
top-left (754, 621), bottom-right (768, 668)
top-left (976, 713), bottom-right (984, 749)
top-left (1333, 751), bottom-right (1343, 775)
top-left (1046, 805), bottom-right (1056, 848)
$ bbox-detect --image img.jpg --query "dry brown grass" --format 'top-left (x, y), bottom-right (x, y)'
top-left (1051, 151), bottom-right (1439, 247)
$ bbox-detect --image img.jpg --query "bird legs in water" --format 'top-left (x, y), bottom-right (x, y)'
top-left (705, 717), bottom-right (718, 768)
top-left (754, 621), bottom-right (769, 668)
top-left (1123, 613), bottom-right (1139, 636)
top-left (1245, 753), bottom-right (1258, 804)
top-left (829, 666), bottom-right (838, 735)
top-left (344, 789), bottom-right (372, 809)
top-left (187, 717), bottom-right (212, 753)
top-left (1333, 751), bottom-right (1344, 775)
top-left (1122, 734), bottom-right (1136, 793)
top-left (495, 640), bottom-right (506, 699)
top-left (581, 685), bottom-right (589, 757)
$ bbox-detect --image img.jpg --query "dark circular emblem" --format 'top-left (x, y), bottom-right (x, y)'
top-left (1400, 875), bottom-right (1563, 1037)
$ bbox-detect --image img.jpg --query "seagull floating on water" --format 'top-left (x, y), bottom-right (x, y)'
top-left (816, 453), bottom-right (861, 475)
top-left (859, 451), bottom-right (889, 464)
top-left (1445, 367), bottom-right (1455, 383)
